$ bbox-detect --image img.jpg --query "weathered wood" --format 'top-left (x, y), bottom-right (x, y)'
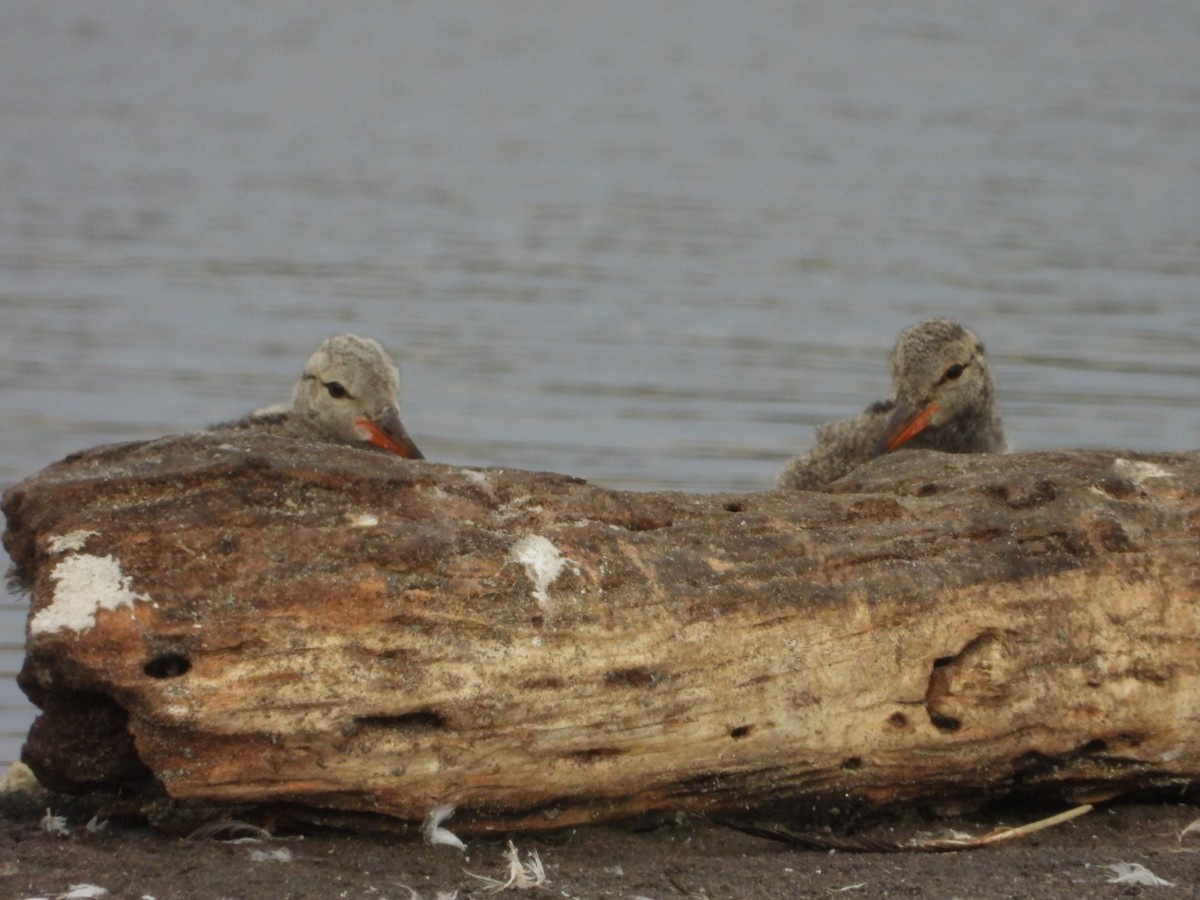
top-left (4, 434), bottom-right (1200, 832)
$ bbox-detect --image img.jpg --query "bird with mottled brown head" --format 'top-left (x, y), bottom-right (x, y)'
top-left (778, 319), bottom-right (1005, 490)
top-left (215, 333), bottom-right (424, 459)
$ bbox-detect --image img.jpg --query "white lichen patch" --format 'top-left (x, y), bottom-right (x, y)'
top-left (47, 530), bottom-right (98, 554)
top-left (1113, 458), bottom-right (1171, 485)
top-left (510, 534), bottom-right (567, 611)
top-left (31, 553), bottom-right (147, 636)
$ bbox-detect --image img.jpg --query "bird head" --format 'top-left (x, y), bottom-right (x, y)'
top-left (292, 334), bottom-right (424, 459)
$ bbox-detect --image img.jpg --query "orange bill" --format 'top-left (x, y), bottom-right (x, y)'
top-left (357, 409), bottom-right (424, 459)
top-left (874, 402), bottom-right (939, 455)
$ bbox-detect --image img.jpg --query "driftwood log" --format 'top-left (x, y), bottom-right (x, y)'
top-left (4, 433), bottom-right (1199, 833)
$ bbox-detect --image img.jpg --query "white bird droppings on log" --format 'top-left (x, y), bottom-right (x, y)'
top-left (510, 534), bottom-right (568, 612)
top-left (1113, 457), bottom-right (1172, 485)
top-left (32, 553), bottom-right (147, 636)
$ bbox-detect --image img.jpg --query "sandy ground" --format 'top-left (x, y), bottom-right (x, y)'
top-left (3, 768), bottom-right (1200, 900)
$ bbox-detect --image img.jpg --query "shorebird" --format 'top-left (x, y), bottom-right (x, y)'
top-left (216, 333), bottom-right (424, 459)
top-left (778, 319), bottom-right (1005, 489)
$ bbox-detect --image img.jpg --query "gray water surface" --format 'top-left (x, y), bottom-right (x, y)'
top-left (2, 0), bottom-right (1198, 766)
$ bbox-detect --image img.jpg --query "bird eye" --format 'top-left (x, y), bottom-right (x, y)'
top-left (324, 381), bottom-right (350, 399)
top-left (943, 363), bottom-right (966, 381)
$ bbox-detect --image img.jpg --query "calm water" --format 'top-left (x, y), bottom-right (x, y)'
top-left (1, 1), bottom-right (1198, 767)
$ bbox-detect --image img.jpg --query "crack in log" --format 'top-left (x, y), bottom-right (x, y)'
top-left (562, 746), bottom-right (627, 764)
top-left (983, 477), bottom-right (1059, 509)
top-left (1090, 516), bottom-right (1141, 553)
top-left (521, 676), bottom-right (566, 690)
top-left (927, 711), bottom-right (962, 733)
top-left (144, 652), bottom-right (192, 679)
top-left (844, 498), bottom-right (908, 521)
top-left (1015, 530), bottom-right (1091, 559)
top-left (609, 513), bottom-right (674, 532)
top-left (1091, 475), bottom-right (1139, 500)
top-left (821, 542), bottom-right (941, 573)
top-left (924, 631), bottom-right (1005, 734)
top-left (353, 709), bottom-right (446, 734)
top-left (1010, 736), bottom-right (1145, 783)
top-left (604, 667), bottom-right (660, 689)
